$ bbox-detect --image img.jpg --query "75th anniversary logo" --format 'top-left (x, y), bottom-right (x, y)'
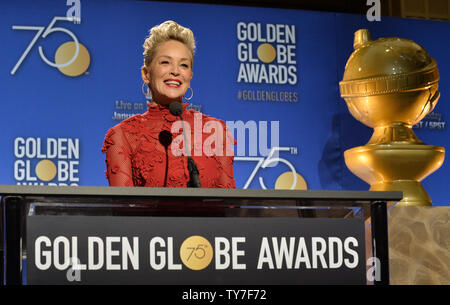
top-left (11, 1), bottom-right (89, 77)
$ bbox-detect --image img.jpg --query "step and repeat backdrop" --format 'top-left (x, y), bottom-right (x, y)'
top-left (0, 0), bottom-right (448, 205)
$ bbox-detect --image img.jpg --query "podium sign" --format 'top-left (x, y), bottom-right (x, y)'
top-left (27, 216), bottom-right (365, 284)
top-left (0, 185), bottom-right (402, 285)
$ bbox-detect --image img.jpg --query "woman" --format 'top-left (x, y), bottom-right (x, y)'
top-left (102, 21), bottom-right (235, 188)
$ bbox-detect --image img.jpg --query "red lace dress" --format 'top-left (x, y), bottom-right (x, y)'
top-left (102, 103), bottom-right (236, 188)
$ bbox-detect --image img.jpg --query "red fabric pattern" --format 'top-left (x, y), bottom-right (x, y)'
top-left (102, 103), bottom-right (236, 188)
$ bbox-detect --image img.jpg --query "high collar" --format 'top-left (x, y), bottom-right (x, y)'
top-left (145, 101), bottom-right (189, 122)
top-left (146, 101), bottom-right (188, 111)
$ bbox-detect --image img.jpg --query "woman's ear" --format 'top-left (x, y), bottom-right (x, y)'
top-left (141, 66), bottom-right (150, 83)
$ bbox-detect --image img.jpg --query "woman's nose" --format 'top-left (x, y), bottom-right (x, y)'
top-left (170, 64), bottom-right (180, 76)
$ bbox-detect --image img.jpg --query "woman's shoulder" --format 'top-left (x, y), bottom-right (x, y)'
top-left (109, 113), bottom-right (148, 134)
top-left (102, 113), bottom-right (148, 153)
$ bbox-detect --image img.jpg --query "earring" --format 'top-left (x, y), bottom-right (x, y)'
top-left (184, 87), bottom-right (194, 101)
top-left (142, 83), bottom-right (152, 100)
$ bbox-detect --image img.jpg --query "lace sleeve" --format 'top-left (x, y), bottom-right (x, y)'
top-left (215, 122), bottom-right (236, 189)
top-left (101, 126), bottom-right (134, 186)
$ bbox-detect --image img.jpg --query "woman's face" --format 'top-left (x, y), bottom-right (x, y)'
top-left (142, 40), bottom-right (193, 106)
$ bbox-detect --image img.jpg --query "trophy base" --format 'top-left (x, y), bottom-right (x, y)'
top-left (344, 143), bottom-right (445, 206)
top-left (370, 180), bottom-right (431, 206)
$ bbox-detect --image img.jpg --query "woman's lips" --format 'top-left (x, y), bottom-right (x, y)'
top-left (164, 79), bottom-right (182, 88)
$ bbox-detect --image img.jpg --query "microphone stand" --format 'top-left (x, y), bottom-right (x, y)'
top-left (170, 102), bottom-right (201, 188)
top-left (158, 130), bottom-right (172, 187)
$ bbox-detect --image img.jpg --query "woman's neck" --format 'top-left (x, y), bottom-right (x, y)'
top-left (151, 99), bottom-right (182, 107)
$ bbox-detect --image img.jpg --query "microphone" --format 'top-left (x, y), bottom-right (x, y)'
top-left (169, 102), bottom-right (201, 188)
top-left (169, 101), bottom-right (183, 116)
top-left (158, 130), bottom-right (172, 187)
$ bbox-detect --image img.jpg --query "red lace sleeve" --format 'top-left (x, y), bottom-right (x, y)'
top-left (215, 122), bottom-right (236, 189)
top-left (101, 126), bottom-right (134, 186)
top-left (215, 155), bottom-right (236, 188)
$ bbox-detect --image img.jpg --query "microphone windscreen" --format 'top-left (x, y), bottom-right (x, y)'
top-left (169, 102), bottom-right (183, 116)
top-left (158, 130), bottom-right (173, 147)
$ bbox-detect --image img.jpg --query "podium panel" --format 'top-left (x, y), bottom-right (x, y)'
top-left (0, 185), bottom-right (402, 285)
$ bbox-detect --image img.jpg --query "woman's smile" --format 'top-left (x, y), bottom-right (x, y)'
top-left (164, 78), bottom-right (182, 88)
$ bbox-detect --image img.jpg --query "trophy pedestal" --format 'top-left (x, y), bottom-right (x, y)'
top-left (344, 144), bottom-right (445, 206)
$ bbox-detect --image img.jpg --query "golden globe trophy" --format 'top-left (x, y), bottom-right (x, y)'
top-left (339, 29), bottom-right (445, 206)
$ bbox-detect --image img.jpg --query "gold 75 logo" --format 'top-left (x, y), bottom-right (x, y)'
top-left (11, 16), bottom-right (90, 77)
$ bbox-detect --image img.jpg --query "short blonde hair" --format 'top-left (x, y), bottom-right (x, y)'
top-left (143, 20), bottom-right (196, 66)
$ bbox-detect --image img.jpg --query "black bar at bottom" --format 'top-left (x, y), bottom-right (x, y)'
top-left (0, 197), bottom-right (3, 286)
top-left (371, 200), bottom-right (389, 285)
top-left (3, 196), bottom-right (22, 285)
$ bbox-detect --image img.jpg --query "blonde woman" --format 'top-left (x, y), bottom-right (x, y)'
top-left (102, 21), bottom-right (235, 188)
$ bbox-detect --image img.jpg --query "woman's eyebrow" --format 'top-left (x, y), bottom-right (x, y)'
top-left (157, 55), bottom-right (190, 61)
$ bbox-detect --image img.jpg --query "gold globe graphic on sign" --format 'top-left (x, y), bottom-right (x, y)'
top-left (274, 172), bottom-right (308, 190)
top-left (55, 41), bottom-right (90, 77)
top-left (179, 236), bottom-right (213, 271)
top-left (35, 159), bottom-right (57, 182)
top-left (257, 43), bottom-right (276, 63)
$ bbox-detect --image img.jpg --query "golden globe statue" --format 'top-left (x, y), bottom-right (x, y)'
top-left (339, 29), bottom-right (445, 206)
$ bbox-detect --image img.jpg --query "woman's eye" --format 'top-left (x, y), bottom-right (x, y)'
top-left (181, 64), bottom-right (189, 68)
top-left (161, 61), bottom-right (169, 64)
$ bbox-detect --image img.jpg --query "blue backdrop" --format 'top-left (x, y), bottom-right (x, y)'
top-left (0, 0), bottom-right (448, 205)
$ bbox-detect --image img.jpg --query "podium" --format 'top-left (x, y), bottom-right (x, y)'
top-left (0, 185), bottom-right (402, 285)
